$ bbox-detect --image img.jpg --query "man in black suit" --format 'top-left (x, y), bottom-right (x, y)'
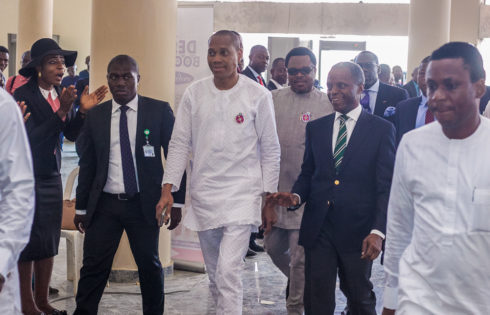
top-left (73, 55), bottom-right (185, 315)
top-left (394, 56), bottom-right (432, 144)
top-left (354, 51), bottom-right (408, 120)
top-left (241, 45), bottom-right (269, 87)
top-left (264, 62), bottom-right (396, 314)
top-left (267, 57), bottom-right (287, 90)
top-left (402, 66), bottom-right (421, 98)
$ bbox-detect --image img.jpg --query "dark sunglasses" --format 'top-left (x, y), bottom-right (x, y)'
top-left (287, 66), bottom-right (314, 76)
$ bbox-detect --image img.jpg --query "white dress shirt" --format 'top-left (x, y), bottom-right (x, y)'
top-left (383, 117), bottom-right (490, 313)
top-left (269, 78), bottom-right (285, 90)
top-left (39, 86), bottom-right (58, 100)
top-left (163, 75), bottom-right (281, 231)
top-left (247, 65), bottom-right (261, 83)
top-left (363, 79), bottom-right (380, 113)
top-left (103, 95), bottom-right (140, 194)
top-left (0, 89), bottom-right (35, 313)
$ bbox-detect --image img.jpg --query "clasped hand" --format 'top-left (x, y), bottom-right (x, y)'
top-left (261, 192), bottom-right (300, 235)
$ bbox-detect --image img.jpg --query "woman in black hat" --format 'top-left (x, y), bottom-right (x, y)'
top-left (13, 38), bottom-right (107, 315)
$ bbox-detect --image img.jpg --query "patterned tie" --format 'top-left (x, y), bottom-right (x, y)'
top-left (333, 114), bottom-right (349, 173)
top-left (360, 91), bottom-right (371, 113)
top-left (119, 105), bottom-right (138, 196)
top-left (425, 102), bottom-right (434, 124)
top-left (257, 75), bottom-right (264, 86)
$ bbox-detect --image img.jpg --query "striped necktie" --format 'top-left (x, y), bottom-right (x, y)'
top-left (333, 114), bottom-right (349, 173)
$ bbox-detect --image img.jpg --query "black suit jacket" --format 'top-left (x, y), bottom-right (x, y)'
top-left (374, 82), bottom-right (409, 119)
top-left (241, 66), bottom-right (265, 85)
top-left (14, 78), bottom-right (84, 177)
top-left (402, 80), bottom-right (419, 98)
top-left (292, 110), bottom-right (396, 252)
top-left (75, 96), bottom-right (186, 227)
top-left (394, 96), bottom-right (421, 145)
top-left (267, 80), bottom-right (279, 91)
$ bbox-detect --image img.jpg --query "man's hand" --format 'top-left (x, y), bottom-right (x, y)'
top-left (74, 214), bottom-right (86, 233)
top-left (361, 233), bottom-right (383, 260)
top-left (166, 207), bottom-right (182, 230)
top-left (79, 85), bottom-right (108, 113)
top-left (0, 273), bottom-right (4, 293)
top-left (268, 192), bottom-right (299, 208)
top-left (58, 85), bottom-right (77, 119)
top-left (16, 101), bottom-right (31, 123)
top-left (261, 197), bottom-right (277, 235)
top-left (382, 308), bottom-right (396, 315)
top-left (156, 184), bottom-right (174, 227)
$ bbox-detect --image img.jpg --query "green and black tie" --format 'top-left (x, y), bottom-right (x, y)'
top-left (333, 114), bottom-right (349, 173)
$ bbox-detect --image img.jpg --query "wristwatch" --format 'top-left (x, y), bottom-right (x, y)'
top-left (287, 194), bottom-right (301, 211)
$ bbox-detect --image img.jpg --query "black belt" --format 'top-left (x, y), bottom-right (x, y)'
top-left (102, 192), bottom-right (140, 201)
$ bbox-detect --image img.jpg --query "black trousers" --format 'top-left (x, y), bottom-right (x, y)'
top-left (304, 220), bottom-right (376, 315)
top-left (74, 193), bottom-right (164, 315)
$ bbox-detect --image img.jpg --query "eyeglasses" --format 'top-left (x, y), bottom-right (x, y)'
top-left (287, 66), bottom-right (314, 76)
top-left (108, 73), bottom-right (135, 82)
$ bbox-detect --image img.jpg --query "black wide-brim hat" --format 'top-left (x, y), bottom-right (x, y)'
top-left (19, 38), bottom-right (77, 77)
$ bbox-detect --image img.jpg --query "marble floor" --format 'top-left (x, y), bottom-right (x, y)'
top-left (52, 142), bottom-right (385, 314)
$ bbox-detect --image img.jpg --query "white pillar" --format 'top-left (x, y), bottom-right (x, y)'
top-left (17, 0), bottom-right (53, 72)
top-left (407, 0), bottom-right (451, 72)
top-left (90, 0), bottom-right (178, 273)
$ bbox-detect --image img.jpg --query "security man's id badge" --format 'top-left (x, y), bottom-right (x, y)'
top-left (143, 144), bottom-right (155, 157)
top-left (143, 128), bottom-right (155, 157)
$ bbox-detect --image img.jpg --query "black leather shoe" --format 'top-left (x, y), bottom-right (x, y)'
top-left (48, 286), bottom-right (59, 295)
top-left (286, 278), bottom-right (290, 300)
top-left (249, 241), bottom-right (264, 252)
top-left (246, 249), bottom-right (257, 257)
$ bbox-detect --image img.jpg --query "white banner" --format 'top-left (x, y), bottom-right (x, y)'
top-left (171, 6), bottom-right (213, 271)
top-left (174, 6), bottom-right (213, 108)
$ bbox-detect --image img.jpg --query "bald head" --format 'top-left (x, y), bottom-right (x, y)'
top-left (209, 30), bottom-right (241, 52)
top-left (331, 61), bottom-right (365, 85)
top-left (248, 45), bottom-right (269, 74)
top-left (327, 62), bottom-right (364, 114)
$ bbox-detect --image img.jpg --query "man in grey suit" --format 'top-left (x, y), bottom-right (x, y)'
top-left (264, 47), bottom-right (333, 315)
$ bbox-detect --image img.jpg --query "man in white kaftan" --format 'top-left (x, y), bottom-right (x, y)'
top-left (0, 89), bottom-right (35, 314)
top-left (382, 42), bottom-right (490, 315)
top-left (158, 30), bottom-right (280, 314)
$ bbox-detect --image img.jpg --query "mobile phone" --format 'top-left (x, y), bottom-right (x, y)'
top-left (158, 206), bottom-right (167, 227)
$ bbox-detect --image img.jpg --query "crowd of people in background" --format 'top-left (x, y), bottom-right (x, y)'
top-left (0, 29), bottom-right (490, 315)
